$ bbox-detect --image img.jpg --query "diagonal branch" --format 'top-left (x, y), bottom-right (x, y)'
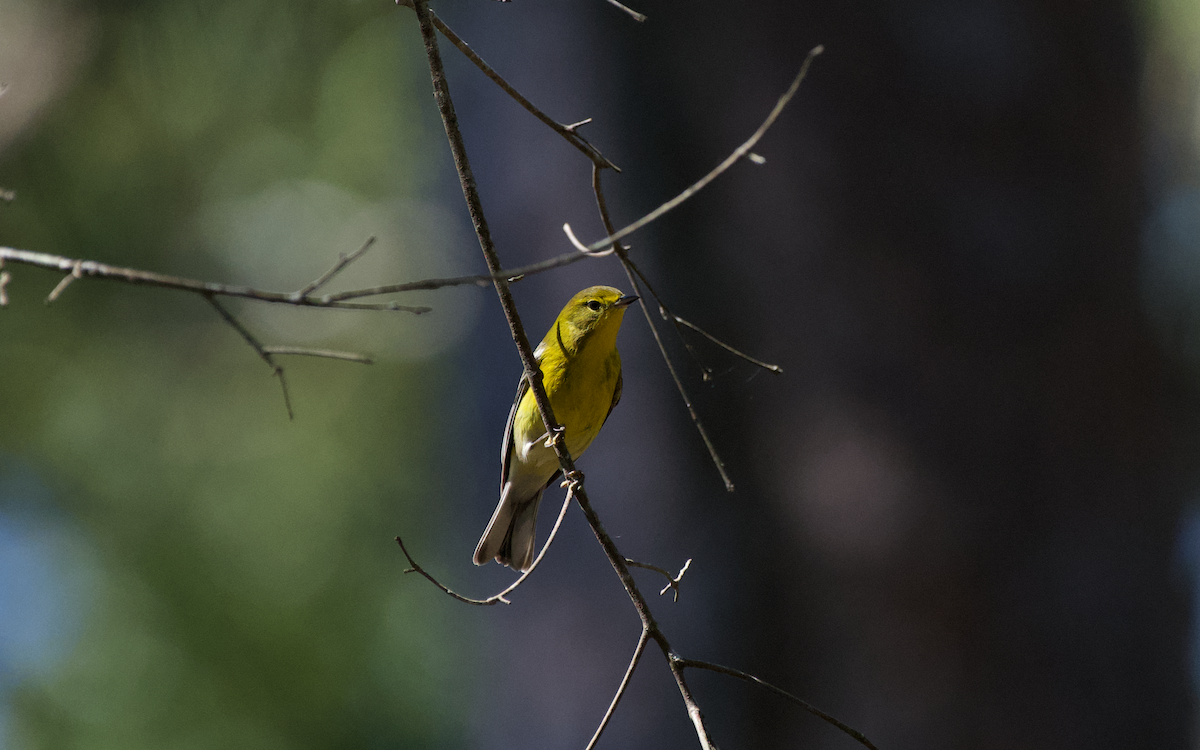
top-left (424, 8), bottom-right (620, 172)
top-left (602, 0), bottom-right (647, 22)
top-left (587, 163), bottom-right (735, 490)
top-left (205, 295), bottom-right (295, 420)
top-left (677, 659), bottom-right (880, 750)
top-left (566, 44), bottom-right (824, 254)
top-left (585, 628), bottom-right (652, 750)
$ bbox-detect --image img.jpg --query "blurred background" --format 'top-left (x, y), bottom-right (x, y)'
top-left (1, 0), bottom-right (1198, 748)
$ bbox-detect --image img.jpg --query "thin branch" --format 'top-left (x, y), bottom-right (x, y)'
top-left (295, 235), bottom-right (376, 298)
top-left (322, 248), bottom-right (595, 301)
top-left (0, 246), bottom-right (431, 313)
top-left (590, 164), bottom-right (735, 491)
top-left (671, 313), bottom-right (782, 373)
top-left (665, 652), bottom-right (717, 750)
top-left (395, 486), bottom-right (575, 606)
top-left (585, 628), bottom-right (652, 750)
top-left (566, 44), bottom-right (824, 254)
top-left (677, 659), bottom-right (880, 750)
top-left (205, 295), bottom-right (294, 420)
top-left (45, 260), bottom-right (82, 304)
top-left (623, 253), bottom-right (782, 376)
top-left (602, 0), bottom-right (647, 22)
top-left (425, 9), bottom-right (620, 172)
top-left (260, 346), bottom-right (373, 364)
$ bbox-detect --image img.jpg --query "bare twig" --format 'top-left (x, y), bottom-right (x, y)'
top-left (589, 164), bottom-right (735, 491)
top-left (396, 484), bottom-right (575, 605)
top-left (205, 295), bottom-right (294, 420)
top-left (323, 248), bottom-right (596, 301)
top-left (677, 659), bottom-right (880, 750)
top-left (295, 236), bottom-right (376, 298)
top-left (622, 254), bottom-right (783, 376)
top-left (625, 557), bottom-right (692, 600)
top-left (0, 246), bottom-right (432, 313)
top-left (585, 628), bottom-right (651, 750)
top-left (602, 0), bottom-right (647, 22)
top-left (45, 260), bottom-right (82, 304)
top-left (426, 9), bottom-right (620, 172)
top-left (260, 346), bottom-right (373, 364)
top-left (671, 313), bottom-right (782, 373)
top-left (565, 44), bottom-right (824, 254)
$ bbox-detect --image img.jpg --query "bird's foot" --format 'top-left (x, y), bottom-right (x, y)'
top-left (560, 469), bottom-right (584, 489)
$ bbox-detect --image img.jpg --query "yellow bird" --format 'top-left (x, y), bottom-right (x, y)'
top-left (474, 286), bottom-right (638, 571)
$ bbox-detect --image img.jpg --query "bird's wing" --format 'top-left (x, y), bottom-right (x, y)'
top-left (600, 369), bottom-right (623, 429)
top-left (499, 374), bottom-right (529, 491)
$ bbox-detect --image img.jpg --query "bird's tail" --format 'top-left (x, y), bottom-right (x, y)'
top-left (473, 485), bottom-right (544, 572)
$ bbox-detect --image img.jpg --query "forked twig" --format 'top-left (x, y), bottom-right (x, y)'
top-left (205, 295), bottom-right (294, 420)
top-left (625, 557), bottom-right (692, 600)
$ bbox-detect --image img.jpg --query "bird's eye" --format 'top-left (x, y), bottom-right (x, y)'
top-left (586, 300), bottom-right (603, 312)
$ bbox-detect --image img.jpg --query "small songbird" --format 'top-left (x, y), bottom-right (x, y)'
top-left (473, 286), bottom-right (638, 572)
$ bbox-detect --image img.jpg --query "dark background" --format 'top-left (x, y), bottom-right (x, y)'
top-left (1, 1), bottom-right (1197, 749)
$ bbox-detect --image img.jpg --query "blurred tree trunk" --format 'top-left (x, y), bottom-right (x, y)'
top-left (626, 1), bottom-right (1194, 748)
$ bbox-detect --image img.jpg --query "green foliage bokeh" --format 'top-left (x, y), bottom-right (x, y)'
top-left (0, 1), bottom-right (476, 747)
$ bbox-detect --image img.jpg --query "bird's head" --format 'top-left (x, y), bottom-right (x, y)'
top-left (551, 285), bottom-right (638, 352)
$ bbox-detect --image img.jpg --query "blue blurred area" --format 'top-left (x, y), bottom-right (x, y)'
top-left (0, 458), bottom-right (92, 747)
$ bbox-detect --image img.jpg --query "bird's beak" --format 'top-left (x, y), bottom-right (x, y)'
top-left (614, 295), bottom-right (639, 308)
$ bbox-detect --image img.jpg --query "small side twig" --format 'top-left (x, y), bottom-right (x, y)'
top-left (602, 0), bottom-right (647, 22)
top-left (624, 254), bottom-right (782, 376)
top-left (205, 295), bottom-right (294, 419)
top-left (625, 557), bottom-right (692, 601)
top-left (260, 346), bottom-right (373, 364)
top-left (46, 260), bottom-right (83, 304)
top-left (294, 235), bottom-right (376, 299)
